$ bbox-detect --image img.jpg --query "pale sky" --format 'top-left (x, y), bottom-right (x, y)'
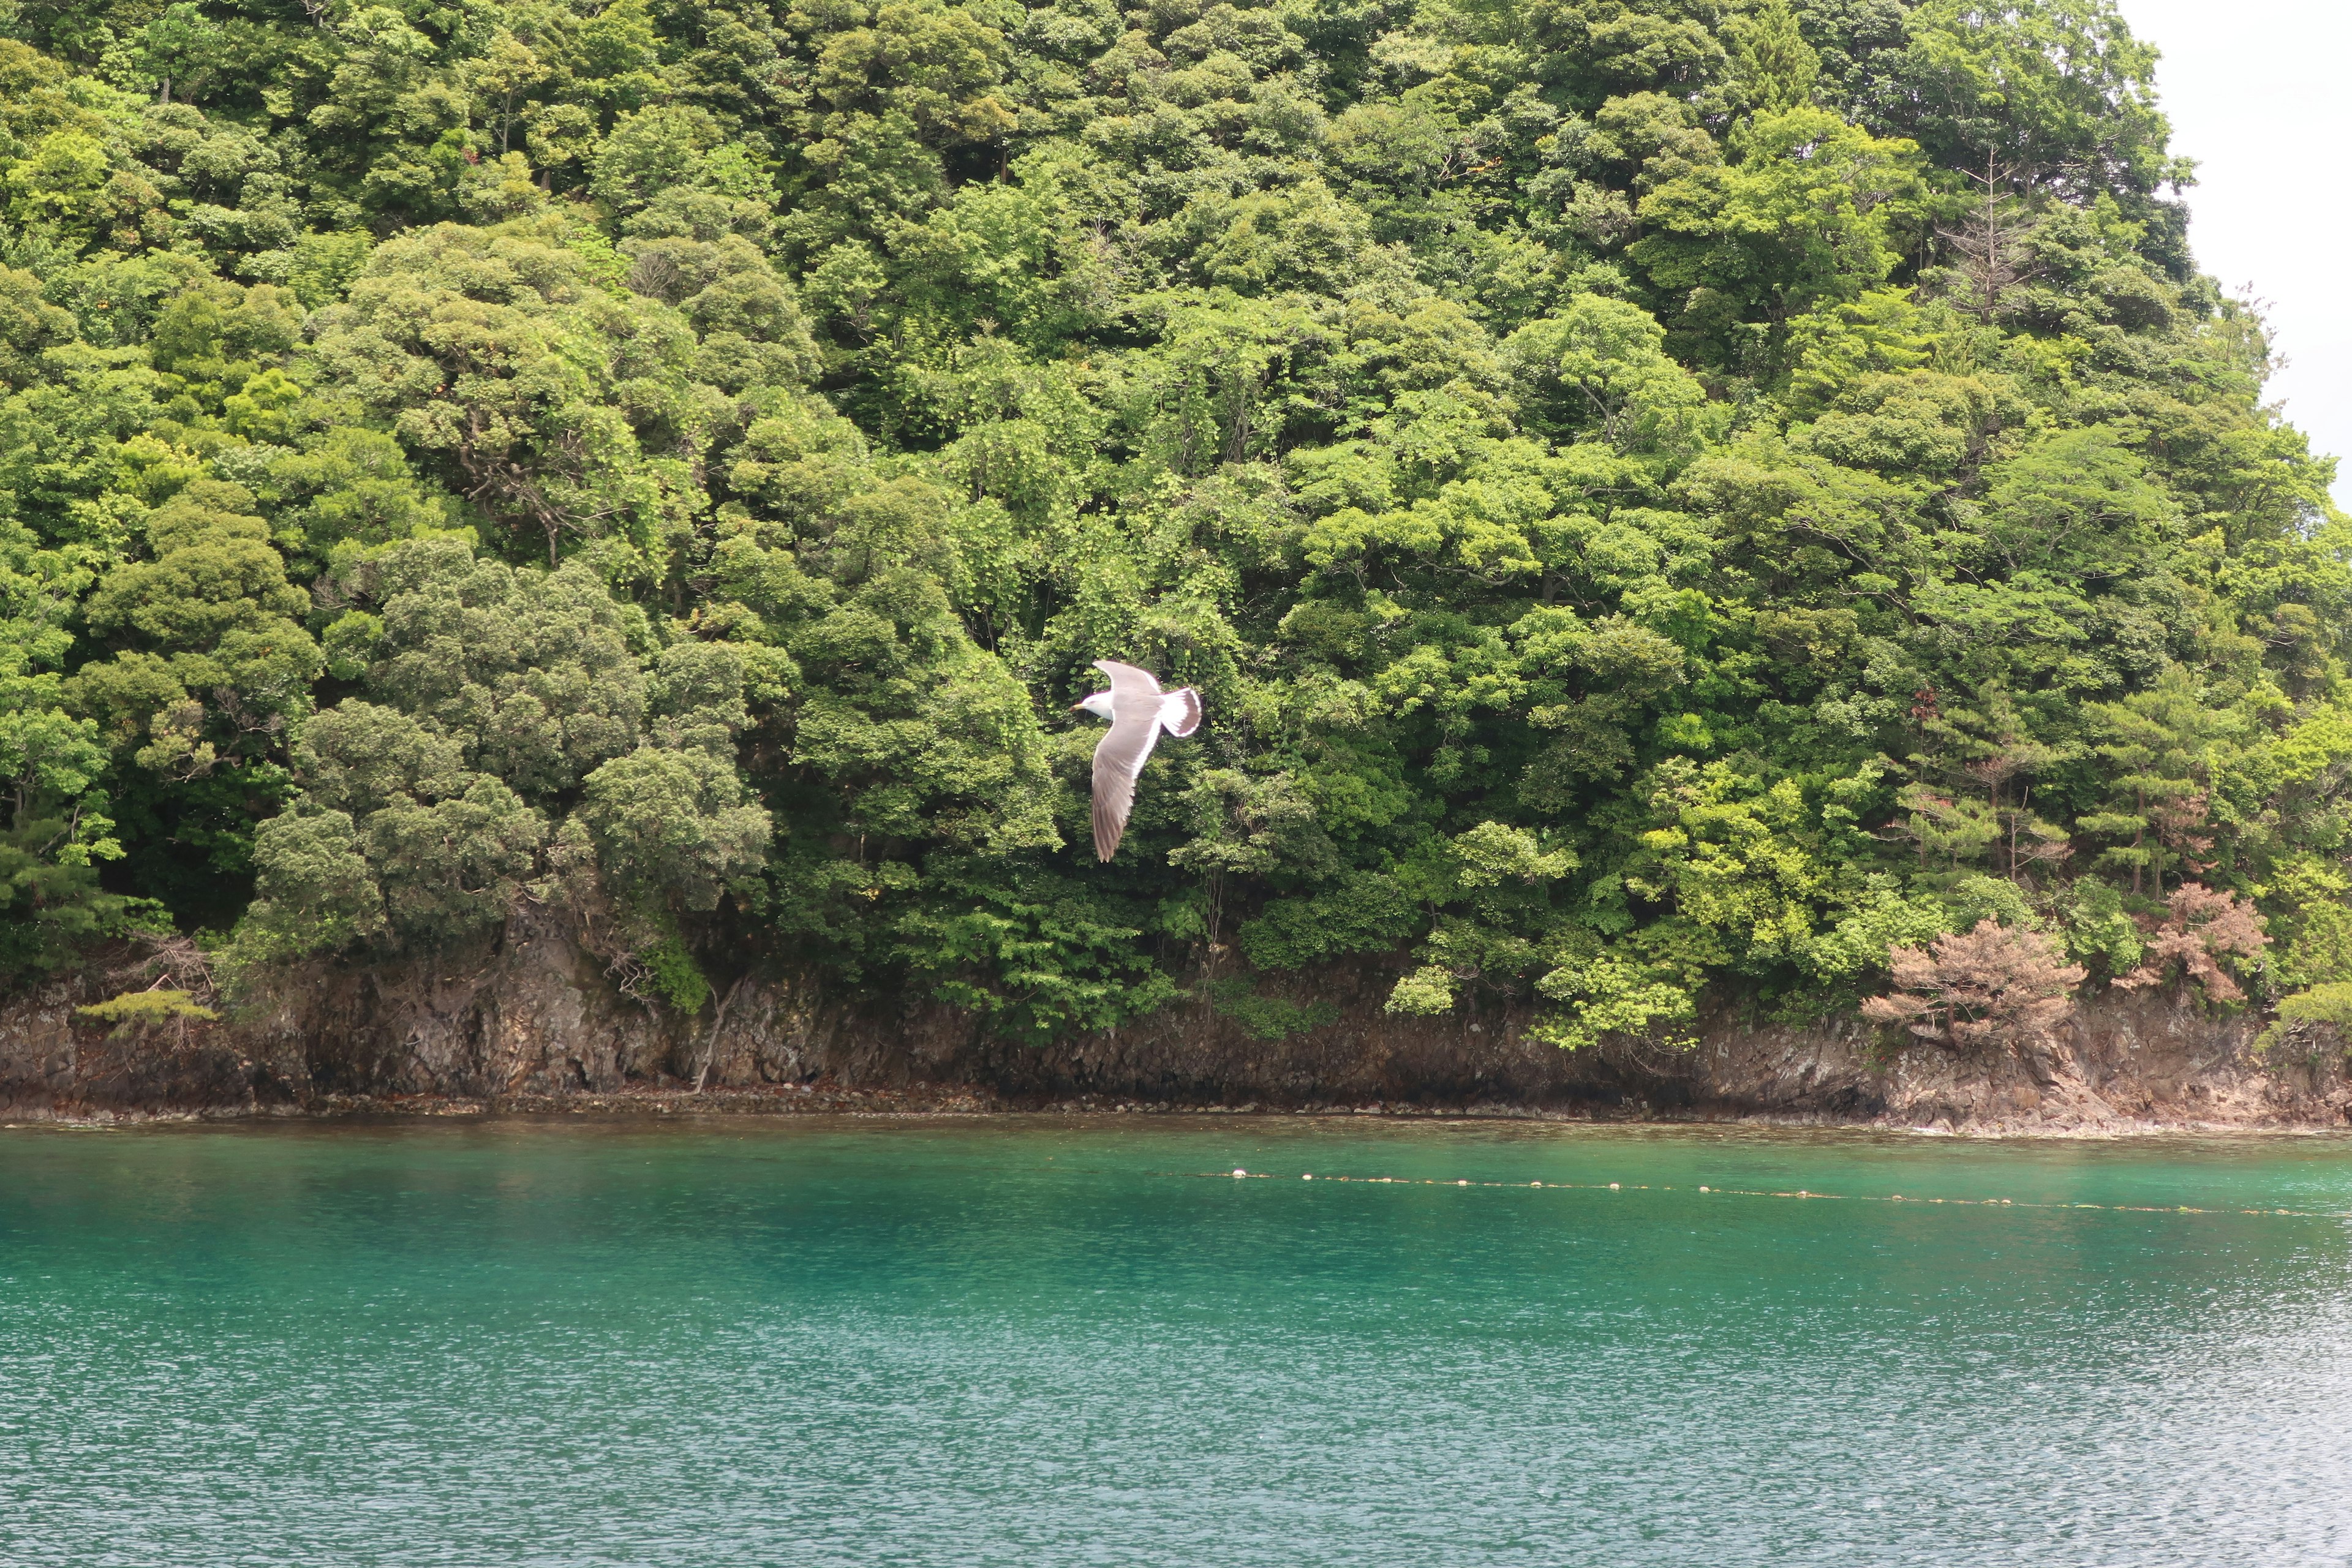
top-left (2116, 0), bottom-right (2352, 505)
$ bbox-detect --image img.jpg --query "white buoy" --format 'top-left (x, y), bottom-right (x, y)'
top-left (1610, 1182), bottom-right (1620, 1190)
top-left (1699, 1186), bottom-right (1709, 1192)
top-left (1302, 1174), bottom-right (1313, 1180)
top-left (1233, 1168), bottom-right (1247, 1178)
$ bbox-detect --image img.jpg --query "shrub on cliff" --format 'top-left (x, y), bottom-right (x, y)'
top-left (2110, 884), bottom-right (2269, 1005)
top-left (1862, 922), bottom-right (2087, 1049)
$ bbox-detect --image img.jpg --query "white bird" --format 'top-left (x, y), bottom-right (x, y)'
top-left (1072, 659), bottom-right (1202, 861)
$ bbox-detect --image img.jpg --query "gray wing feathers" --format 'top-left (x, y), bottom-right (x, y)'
top-left (1093, 659), bottom-right (1163, 704)
top-left (1091, 708), bottom-right (1161, 861)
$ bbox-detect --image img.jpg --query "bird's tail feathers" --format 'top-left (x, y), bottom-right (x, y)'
top-left (1161, 688), bottom-right (1202, 736)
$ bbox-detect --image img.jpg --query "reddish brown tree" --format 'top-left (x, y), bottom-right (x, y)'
top-left (2112, 883), bottom-right (2268, 1003)
top-left (1863, 921), bottom-right (2087, 1047)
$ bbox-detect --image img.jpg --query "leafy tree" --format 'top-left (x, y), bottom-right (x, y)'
top-left (1632, 108), bottom-right (1928, 369)
top-left (246, 700), bottom-right (546, 955)
top-left (1861, 919), bottom-right (2087, 1047)
top-left (64, 478), bottom-right (318, 924)
top-left (2108, 883), bottom-right (2268, 1004)
top-left (308, 219), bottom-right (699, 570)
top-left (576, 641), bottom-right (771, 919)
top-left (326, 538), bottom-right (649, 799)
top-left (1, 513), bottom-right (146, 975)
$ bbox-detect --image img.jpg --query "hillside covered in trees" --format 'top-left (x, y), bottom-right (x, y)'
top-left (4, 0), bottom-right (2346, 1056)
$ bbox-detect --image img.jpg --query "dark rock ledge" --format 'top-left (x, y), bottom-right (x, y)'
top-left (7, 922), bottom-right (2348, 1133)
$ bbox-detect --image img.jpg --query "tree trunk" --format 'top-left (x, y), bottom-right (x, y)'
top-left (693, 974), bottom-right (749, 1094)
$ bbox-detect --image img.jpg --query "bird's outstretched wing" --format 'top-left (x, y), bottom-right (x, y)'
top-left (1092, 659), bottom-right (1163, 704)
top-left (1088, 661), bottom-right (1166, 861)
top-left (1092, 707), bottom-right (1160, 861)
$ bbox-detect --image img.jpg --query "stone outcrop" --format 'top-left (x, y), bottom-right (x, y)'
top-left (6, 917), bottom-right (2348, 1130)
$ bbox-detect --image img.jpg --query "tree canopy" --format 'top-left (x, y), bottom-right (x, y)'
top-left (1, 0), bottom-right (2341, 1046)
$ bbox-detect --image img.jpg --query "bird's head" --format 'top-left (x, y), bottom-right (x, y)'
top-left (1072, 690), bottom-right (1117, 722)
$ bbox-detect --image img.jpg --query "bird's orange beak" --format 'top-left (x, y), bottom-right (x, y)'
top-left (1069, 702), bottom-right (1084, 712)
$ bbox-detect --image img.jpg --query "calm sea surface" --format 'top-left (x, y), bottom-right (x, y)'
top-left (3, 1116), bottom-right (2350, 1566)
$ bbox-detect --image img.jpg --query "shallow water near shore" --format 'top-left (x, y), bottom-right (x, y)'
top-left (4, 1117), bottom-right (2351, 1567)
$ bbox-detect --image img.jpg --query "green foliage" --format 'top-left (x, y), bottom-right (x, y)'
top-left (2058, 876), bottom-right (2143, 980)
top-left (242, 807), bottom-right (387, 956)
top-left (1207, 977), bottom-right (1340, 1041)
top-left (1530, 947), bottom-right (1698, 1052)
top-left (578, 744), bottom-right (770, 915)
top-left (1, 0), bottom-right (2349, 1066)
top-left (329, 539), bottom-right (649, 802)
top-left (307, 219), bottom-right (707, 571)
top-left (2252, 858), bottom-right (2352, 992)
top-left (0, 509), bottom-right (137, 975)
top-left (893, 862), bottom-right (1180, 1044)
top-left (639, 935), bottom-right (714, 1015)
top-left (75, 986), bottom-right (218, 1031)
top-left (1633, 108), bottom-right (1928, 369)
top-left (2253, 983), bottom-right (2352, 1060)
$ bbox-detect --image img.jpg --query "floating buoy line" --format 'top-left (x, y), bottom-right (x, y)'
top-left (1156, 1169), bottom-right (2352, 1220)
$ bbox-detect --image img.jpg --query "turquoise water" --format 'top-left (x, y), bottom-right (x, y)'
top-left (4, 1118), bottom-right (2352, 1566)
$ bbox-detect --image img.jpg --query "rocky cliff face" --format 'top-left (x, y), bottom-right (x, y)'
top-left (6, 916), bottom-right (2348, 1131)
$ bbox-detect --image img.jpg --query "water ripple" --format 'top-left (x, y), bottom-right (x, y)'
top-left (2, 1118), bottom-right (2348, 1566)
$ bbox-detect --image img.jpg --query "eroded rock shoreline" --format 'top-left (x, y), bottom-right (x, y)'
top-left (7, 922), bottom-right (2348, 1133)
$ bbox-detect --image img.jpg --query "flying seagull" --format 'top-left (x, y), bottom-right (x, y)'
top-left (1074, 659), bottom-right (1202, 861)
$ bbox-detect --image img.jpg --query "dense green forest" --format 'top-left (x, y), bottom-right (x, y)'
top-left (4, 0), bottom-right (2347, 1049)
